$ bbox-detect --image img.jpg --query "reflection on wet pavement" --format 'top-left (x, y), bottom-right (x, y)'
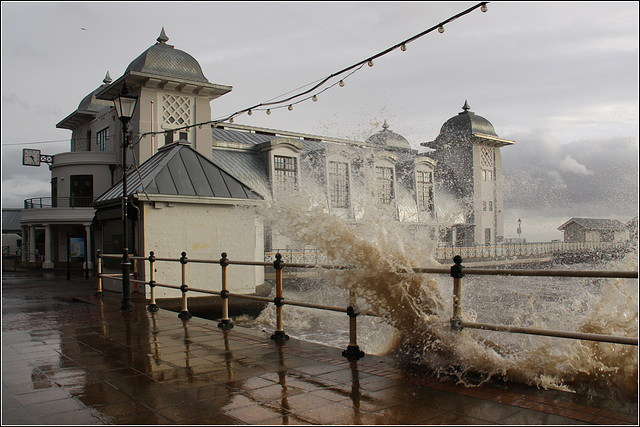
top-left (2, 271), bottom-right (638, 425)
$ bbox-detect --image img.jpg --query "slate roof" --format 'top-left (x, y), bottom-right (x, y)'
top-left (211, 127), bottom-right (325, 152)
top-left (94, 141), bottom-right (263, 205)
top-left (2, 209), bottom-right (22, 233)
top-left (210, 149), bottom-right (271, 201)
top-left (557, 218), bottom-right (627, 231)
top-left (125, 29), bottom-right (209, 83)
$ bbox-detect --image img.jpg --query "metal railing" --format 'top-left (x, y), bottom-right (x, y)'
top-left (24, 196), bottom-right (94, 209)
top-left (97, 250), bottom-right (639, 359)
top-left (268, 240), bottom-right (630, 264)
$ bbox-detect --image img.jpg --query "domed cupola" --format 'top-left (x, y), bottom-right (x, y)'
top-left (365, 120), bottom-right (412, 150)
top-left (77, 72), bottom-right (114, 112)
top-left (423, 101), bottom-right (514, 150)
top-left (439, 100), bottom-right (498, 137)
top-left (125, 28), bottom-right (209, 83)
top-left (56, 72), bottom-right (114, 130)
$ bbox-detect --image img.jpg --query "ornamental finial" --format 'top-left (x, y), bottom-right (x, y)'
top-left (157, 27), bottom-right (169, 44)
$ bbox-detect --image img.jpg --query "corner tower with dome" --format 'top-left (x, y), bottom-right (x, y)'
top-left (422, 101), bottom-right (514, 246)
top-left (94, 28), bottom-right (232, 165)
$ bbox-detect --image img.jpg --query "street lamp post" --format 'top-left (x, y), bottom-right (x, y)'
top-left (113, 82), bottom-right (138, 311)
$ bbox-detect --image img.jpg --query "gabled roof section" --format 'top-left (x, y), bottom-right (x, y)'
top-left (94, 141), bottom-right (263, 205)
top-left (557, 218), bottom-right (627, 231)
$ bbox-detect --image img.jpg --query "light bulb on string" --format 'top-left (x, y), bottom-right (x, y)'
top-left (367, 60), bottom-right (374, 67)
top-left (266, 109), bottom-right (271, 115)
top-left (339, 80), bottom-right (345, 87)
top-left (481, 4), bottom-right (488, 12)
top-left (400, 44), bottom-right (407, 51)
top-left (247, 109), bottom-right (252, 116)
top-left (438, 26), bottom-right (444, 33)
top-left (229, 117), bottom-right (234, 123)
top-left (312, 95), bottom-right (318, 102)
top-left (288, 105), bottom-right (293, 111)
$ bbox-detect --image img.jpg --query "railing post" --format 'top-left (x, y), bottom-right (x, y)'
top-left (132, 258), bottom-right (141, 295)
top-left (178, 252), bottom-right (192, 320)
top-left (218, 252), bottom-right (233, 330)
top-left (450, 255), bottom-right (464, 331)
top-left (96, 250), bottom-right (103, 297)
top-left (147, 251), bottom-right (159, 312)
top-left (343, 290), bottom-right (365, 359)
top-left (271, 253), bottom-right (289, 341)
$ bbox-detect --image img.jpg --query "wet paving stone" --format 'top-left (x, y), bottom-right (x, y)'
top-left (2, 271), bottom-right (638, 425)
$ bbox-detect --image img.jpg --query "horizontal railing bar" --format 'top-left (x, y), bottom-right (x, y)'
top-left (227, 293), bottom-right (273, 303)
top-left (184, 258), bottom-right (224, 265)
top-left (180, 286), bottom-right (218, 296)
top-left (151, 282), bottom-right (182, 291)
top-left (459, 268), bottom-right (638, 279)
top-left (227, 260), bottom-right (273, 267)
top-left (281, 262), bottom-right (354, 270)
top-left (460, 321), bottom-right (638, 346)
top-left (409, 267), bottom-right (639, 279)
top-left (97, 253), bottom-right (638, 279)
top-left (282, 299), bottom-right (347, 313)
top-left (99, 254), bottom-right (124, 259)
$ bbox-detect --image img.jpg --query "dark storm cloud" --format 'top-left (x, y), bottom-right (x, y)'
top-left (503, 132), bottom-right (638, 224)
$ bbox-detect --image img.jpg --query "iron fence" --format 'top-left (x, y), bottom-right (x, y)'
top-left (97, 250), bottom-right (639, 360)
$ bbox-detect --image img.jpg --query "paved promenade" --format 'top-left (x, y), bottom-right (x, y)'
top-left (2, 270), bottom-right (638, 425)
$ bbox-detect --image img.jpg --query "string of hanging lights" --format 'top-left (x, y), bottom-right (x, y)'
top-left (134, 1), bottom-right (489, 144)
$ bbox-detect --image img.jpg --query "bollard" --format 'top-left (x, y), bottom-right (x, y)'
top-left (450, 255), bottom-right (464, 331)
top-left (178, 252), bottom-right (192, 320)
top-left (96, 250), bottom-right (103, 297)
top-left (342, 290), bottom-right (365, 359)
top-left (147, 251), bottom-right (159, 312)
top-left (271, 253), bottom-right (289, 341)
top-left (218, 252), bottom-right (233, 330)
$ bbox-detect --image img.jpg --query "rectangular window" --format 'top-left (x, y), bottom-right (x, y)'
top-left (376, 166), bottom-right (394, 205)
top-left (70, 175), bottom-right (93, 207)
top-left (165, 130), bottom-right (174, 146)
top-left (483, 201), bottom-right (487, 211)
top-left (274, 155), bottom-right (297, 191)
top-left (485, 228), bottom-right (492, 245)
top-left (482, 170), bottom-right (493, 181)
top-left (51, 177), bottom-right (58, 208)
top-left (489, 201), bottom-right (493, 211)
top-left (86, 130), bottom-right (92, 151)
top-left (97, 127), bottom-right (109, 152)
top-left (329, 161), bottom-right (349, 208)
top-left (416, 171), bottom-right (434, 212)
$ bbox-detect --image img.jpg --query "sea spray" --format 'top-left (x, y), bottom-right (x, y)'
top-left (246, 190), bottom-right (638, 401)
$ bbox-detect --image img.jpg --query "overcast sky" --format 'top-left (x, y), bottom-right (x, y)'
top-left (2, 1), bottom-right (638, 241)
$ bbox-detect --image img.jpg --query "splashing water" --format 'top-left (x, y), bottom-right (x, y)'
top-left (246, 188), bottom-right (637, 402)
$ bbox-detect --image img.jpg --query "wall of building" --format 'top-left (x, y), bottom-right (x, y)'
top-left (135, 85), bottom-right (214, 165)
top-left (139, 200), bottom-right (265, 299)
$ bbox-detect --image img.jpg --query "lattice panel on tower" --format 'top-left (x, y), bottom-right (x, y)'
top-left (480, 147), bottom-right (494, 168)
top-left (162, 95), bottom-right (191, 126)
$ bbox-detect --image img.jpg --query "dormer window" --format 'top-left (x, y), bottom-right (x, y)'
top-left (417, 170), bottom-right (434, 212)
top-left (274, 155), bottom-right (297, 191)
top-left (376, 166), bottom-right (394, 205)
top-left (328, 161), bottom-right (350, 208)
